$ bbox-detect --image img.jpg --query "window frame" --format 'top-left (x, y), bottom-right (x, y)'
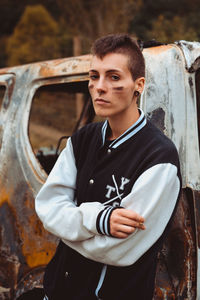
top-left (195, 69), bottom-right (200, 154)
top-left (21, 74), bottom-right (90, 181)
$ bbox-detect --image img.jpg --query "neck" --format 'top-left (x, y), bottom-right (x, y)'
top-left (108, 107), bottom-right (140, 140)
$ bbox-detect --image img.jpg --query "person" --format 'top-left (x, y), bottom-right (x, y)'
top-left (35, 33), bottom-right (181, 300)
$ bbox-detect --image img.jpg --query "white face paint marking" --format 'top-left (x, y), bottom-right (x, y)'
top-left (105, 176), bottom-right (130, 199)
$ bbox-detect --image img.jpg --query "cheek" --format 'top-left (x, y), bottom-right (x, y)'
top-left (88, 82), bottom-right (94, 91)
top-left (88, 83), bottom-right (95, 98)
top-left (112, 79), bottom-right (134, 95)
top-left (112, 86), bottom-right (133, 99)
top-left (112, 85), bottom-right (124, 91)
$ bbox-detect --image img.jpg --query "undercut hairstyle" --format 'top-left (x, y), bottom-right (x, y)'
top-left (91, 34), bottom-right (145, 81)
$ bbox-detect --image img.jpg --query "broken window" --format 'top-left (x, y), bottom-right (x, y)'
top-left (0, 85), bottom-right (6, 109)
top-left (28, 80), bottom-right (93, 174)
top-left (195, 69), bottom-right (200, 152)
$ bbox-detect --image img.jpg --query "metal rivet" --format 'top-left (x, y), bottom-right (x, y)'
top-left (65, 271), bottom-right (69, 278)
top-left (89, 179), bottom-right (94, 184)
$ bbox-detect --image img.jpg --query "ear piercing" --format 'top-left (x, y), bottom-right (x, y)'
top-left (134, 91), bottom-right (140, 97)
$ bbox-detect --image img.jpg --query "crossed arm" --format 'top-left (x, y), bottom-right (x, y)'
top-left (109, 208), bottom-right (145, 238)
top-left (35, 138), bottom-right (180, 266)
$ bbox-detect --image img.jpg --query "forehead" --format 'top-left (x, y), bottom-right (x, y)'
top-left (90, 52), bottom-right (130, 73)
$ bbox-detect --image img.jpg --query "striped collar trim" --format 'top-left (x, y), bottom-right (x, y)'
top-left (101, 109), bottom-right (147, 149)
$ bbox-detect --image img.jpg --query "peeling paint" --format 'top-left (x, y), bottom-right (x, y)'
top-left (189, 76), bottom-right (195, 99)
top-left (147, 107), bottom-right (166, 132)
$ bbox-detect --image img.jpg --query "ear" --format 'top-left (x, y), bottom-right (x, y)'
top-left (135, 77), bottom-right (145, 94)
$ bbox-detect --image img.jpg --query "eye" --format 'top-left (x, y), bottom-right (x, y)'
top-left (89, 73), bottom-right (99, 80)
top-left (111, 74), bottom-right (120, 81)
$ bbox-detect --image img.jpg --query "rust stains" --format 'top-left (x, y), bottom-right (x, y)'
top-left (0, 188), bottom-right (12, 206)
top-left (20, 213), bottom-right (56, 268)
top-left (15, 185), bottom-right (57, 269)
top-left (154, 189), bottom-right (197, 299)
top-left (38, 55), bottom-right (91, 79)
top-left (143, 44), bottom-right (173, 55)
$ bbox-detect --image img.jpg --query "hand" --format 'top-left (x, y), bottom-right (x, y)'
top-left (110, 208), bottom-right (145, 238)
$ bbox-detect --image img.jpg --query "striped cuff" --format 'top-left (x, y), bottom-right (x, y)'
top-left (96, 206), bottom-right (122, 236)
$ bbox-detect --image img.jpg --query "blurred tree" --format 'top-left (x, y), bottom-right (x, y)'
top-left (56, 0), bottom-right (143, 55)
top-left (0, 36), bottom-right (8, 68)
top-left (57, 18), bottom-right (73, 58)
top-left (130, 0), bottom-right (200, 42)
top-left (0, 0), bottom-right (60, 38)
top-left (0, 0), bottom-right (26, 67)
top-left (1, 0), bottom-right (199, 67)
top-left (185, 11), bottom-right (200, 41)
top-left (6, 5), bottom-right (61, 66)
top-left (0, 0), bottom-right (25, 37)
top-left (147, 15), bottom-right (198, 43)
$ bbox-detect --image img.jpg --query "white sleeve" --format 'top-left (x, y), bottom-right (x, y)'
top-left (61, 163), bottom-right (180, 266)
top-left (35, 138), bottom-right (106, 241)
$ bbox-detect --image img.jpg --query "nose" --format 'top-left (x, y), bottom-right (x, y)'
top-left (96, 77), bottom-right (107, 94)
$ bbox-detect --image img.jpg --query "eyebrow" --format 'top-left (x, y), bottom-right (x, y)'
top-left (89, 69), bottom-right (122, 74)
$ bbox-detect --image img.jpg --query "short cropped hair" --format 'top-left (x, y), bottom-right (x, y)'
top-left (91, 34), bottom-right (145, 81)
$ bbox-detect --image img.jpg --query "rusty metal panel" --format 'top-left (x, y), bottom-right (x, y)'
top-left (154, 188), bottom-right (198, 299)
top-left (0, 56), bottom-right (92, 299)
top-left (141, 42), bottom-right (200, 299)
top-left (142, 43), bottom-right (200, 190)
top-left (176, 40), bottom-right (200, 72)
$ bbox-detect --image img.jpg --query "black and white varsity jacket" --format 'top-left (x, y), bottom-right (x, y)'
top-left (35, 109), bottom-right (181, 300)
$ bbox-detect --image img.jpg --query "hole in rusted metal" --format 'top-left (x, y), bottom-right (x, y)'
top-left (16, 288), bottom-right (45, 300)
top-left (147, 107), bottom-right (166, 133)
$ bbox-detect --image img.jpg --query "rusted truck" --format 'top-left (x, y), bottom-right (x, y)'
top-left (0, 40), bottom-right (200, 299)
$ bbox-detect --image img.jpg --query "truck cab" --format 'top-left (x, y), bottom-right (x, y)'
top-left (0, 40), bottom-right (200, 299)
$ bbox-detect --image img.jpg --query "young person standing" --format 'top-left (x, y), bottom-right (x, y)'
top-left (35, 34), bottom-right (181, 300)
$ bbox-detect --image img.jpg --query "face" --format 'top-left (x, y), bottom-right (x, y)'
top-left (88, 52), bottom-right (144, 120)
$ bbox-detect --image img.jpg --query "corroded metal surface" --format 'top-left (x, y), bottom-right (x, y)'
top-left (0, 55), bottom-right (92, 300)
top-left (154, 189), bottom-right (197, 299)
top-left (0, 42), bottom-right (199, 299)
top-left (142, 43), bottom-right (200, 191)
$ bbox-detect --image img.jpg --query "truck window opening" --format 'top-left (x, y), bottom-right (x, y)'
top-left (28, 80), bottom-right (91, 174)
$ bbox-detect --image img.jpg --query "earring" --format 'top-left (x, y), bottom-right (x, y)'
top-left (134, 91), bottom-right (140, 97)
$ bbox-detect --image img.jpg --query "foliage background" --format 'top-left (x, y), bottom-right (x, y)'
top-left (0, 0), bottom-right (200, 67)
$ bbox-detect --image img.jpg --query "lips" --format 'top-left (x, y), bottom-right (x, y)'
top-left (95, 98), bottom-right (110, 104)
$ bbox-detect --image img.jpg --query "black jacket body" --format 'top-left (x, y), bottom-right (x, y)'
top-left (43, 118), bottom-right (181, 300)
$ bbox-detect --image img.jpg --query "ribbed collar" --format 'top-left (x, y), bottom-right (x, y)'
top-left (101, 108), bottom-right (147, 149)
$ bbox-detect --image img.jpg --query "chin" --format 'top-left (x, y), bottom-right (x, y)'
top-left (94, 109), bottom-right (110, 119)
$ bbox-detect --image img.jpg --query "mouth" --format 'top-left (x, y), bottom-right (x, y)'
top-left (94, 98), bottom-right (110, 105)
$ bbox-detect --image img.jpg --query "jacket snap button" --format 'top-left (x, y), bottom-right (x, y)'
top-left (89, 179), bottom-right (94, 184)
top-left (107, 149), bottom-right (111, 153)
top-left (65, 271), bottom-right (69, 278)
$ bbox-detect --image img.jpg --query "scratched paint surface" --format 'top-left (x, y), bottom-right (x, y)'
top-left (0, 43), bottom-right (199, 299)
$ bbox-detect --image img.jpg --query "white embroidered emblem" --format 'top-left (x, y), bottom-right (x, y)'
top-left (104, 175), bottom-right (130, 205)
